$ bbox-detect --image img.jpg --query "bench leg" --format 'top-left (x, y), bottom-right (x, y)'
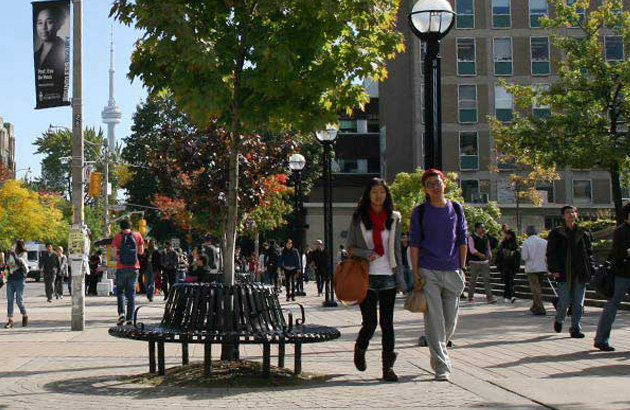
top-left (262, 343), bottom-right (271, 378)
top-left (182, 342), bottom-right (189, 365)
top-left (294, 343), bottom-right (302, 375)
top-left (149, 341), bottom-right (156, 374)
top-left (157, 341), bottom-right (165, 376)
top-left (204, 343), bottom-right (212, 377)
top-left (278, 342), bottom-right (285, 368)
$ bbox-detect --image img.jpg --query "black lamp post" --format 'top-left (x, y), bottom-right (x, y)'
top-left (408, 0), bottom-right (456, 170)
top-left (289, 153), bottom-right (306, 297)
top-left (316, 126), bottom-right (338, 308)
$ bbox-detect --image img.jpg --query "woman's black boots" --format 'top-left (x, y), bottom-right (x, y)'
top-left (354, 344), bottom-right (367, 371)
top-left (382, 351), bottom-right (399, 382)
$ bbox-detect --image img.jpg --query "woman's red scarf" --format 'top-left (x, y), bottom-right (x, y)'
top-left (369, 208), bottom-right (387, 256)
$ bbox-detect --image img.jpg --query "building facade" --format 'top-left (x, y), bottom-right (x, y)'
top-left (0, 117), bottom-right (16, 176)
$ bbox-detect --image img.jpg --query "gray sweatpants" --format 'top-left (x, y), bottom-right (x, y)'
top-left (421, 268), bottom-right (466, 376)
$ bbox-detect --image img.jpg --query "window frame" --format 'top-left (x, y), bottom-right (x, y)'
top-left (492, 0), bottom-right (512, 29)
top-left (532, 83), bottom-right (551, 119)
top-left (572, 179), bottom-right (593, 204)
top-left (529, 0), bottom-right (548, 28)
top-left (459, 131), bottom-right (480, 171)
top-left (495, 85), bottom-right (514, 122)
top-left (530, 36), bottom-right (551, 75)
top-left (456, 0), bottom-right (475, 29)
top-left (461, 179), bottom-right (490, 203)
top-left (493, 37), bottom-right (513, 76)
top-left (458, 84), bottom-right (479, 124)
top-left (456, 37), bottom-right (477, 76)
top-left (605, 35), bottom-right (625, 62)
top-left (567, 0), bottom-right (586, 27)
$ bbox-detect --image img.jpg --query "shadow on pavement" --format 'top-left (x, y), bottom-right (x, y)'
top-left (489, 350), bottom-right (630, 369)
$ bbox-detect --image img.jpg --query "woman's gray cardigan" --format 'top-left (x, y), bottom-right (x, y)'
top-left (345, 211), bottom-right (406, 291)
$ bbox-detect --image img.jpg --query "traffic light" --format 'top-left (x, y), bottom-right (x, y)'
top-left (88, 172), bottom-right (102, 197)
top-left (138, 219), bottom-right (147, 236)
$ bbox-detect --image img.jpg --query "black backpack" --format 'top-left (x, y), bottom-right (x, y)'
top-left (119, 233), bottom-right (138, 265)
top-left (266, 249), bottom-right (279, 269)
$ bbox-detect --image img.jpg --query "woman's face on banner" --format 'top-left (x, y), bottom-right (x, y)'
top-left (37, 9), bottom-right (58, 41)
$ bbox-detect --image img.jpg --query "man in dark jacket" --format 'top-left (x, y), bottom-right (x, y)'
top-left (594, 202), bottom-right (630, 351)
top-left (547, 205), bottom-right (594, 338)
top-left (310, 240), bottom-right (326, 296)
top-left (40, 243), bottom-right (60, 302)
top-left (160, 242), bottom-right (179, 300)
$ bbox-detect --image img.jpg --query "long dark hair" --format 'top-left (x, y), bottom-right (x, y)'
top-left (15, 239), bottom-right (26, 255)
top-left (352, 178), bottom-right (395, 230)
top-left (502, 229), bottom-right (518, 250)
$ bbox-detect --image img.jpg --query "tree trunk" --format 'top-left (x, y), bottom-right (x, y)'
top-left (610, 163), bottom-right (624, 225)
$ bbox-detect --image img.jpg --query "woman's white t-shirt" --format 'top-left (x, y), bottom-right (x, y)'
top-left (365, 229), bottom-right (393, 276)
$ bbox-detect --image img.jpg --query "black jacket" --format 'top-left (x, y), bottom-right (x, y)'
top-left (40, 252), bottom-right (60, 275)
top-left (496, 241), bottom-right (521, 277)
top-left (546, 224), bottom-right (594, 283)
top-left (612, 222), bottom-right (630, 278)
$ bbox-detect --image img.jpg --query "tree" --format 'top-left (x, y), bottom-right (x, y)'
top-left (0, 180), bottom-right (68, 250)
top-left (243, 174), bottom-right (294, 237)
top-left (489, 0), bottom-right (630, 224)
top-left (0, 162), bottom-right (11, 184)
top-left (390, 168), bottom-right (502, 237)
top-left (111, 0), bottom-right (404, 288)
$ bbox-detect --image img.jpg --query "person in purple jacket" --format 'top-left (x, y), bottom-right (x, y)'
top-left (409, 169), bottom-right (468, 382)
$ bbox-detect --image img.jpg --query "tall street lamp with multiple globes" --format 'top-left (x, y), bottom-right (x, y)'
top-left (316, 126), bottom-right (339, 307)
top-left (288, 153), bottom-right (307, 296)
top-left (408, 0), bottom-right (456, 170)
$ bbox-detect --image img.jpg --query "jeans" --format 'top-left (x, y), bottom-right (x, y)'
top-left (144, 266), bottom-right (156, 300)
top-left (503, 271), bottom-right (515, 299)
top-left (356, 281), bottom-right (397, 353)
top-left (315, 271), bottom-right (324, 295)
top-left (268, 267), bottom-right (279, 291)
top-left (7, 279), bottom-right (27, 318)
top-left (555, 280), bottom-right (586, 332)
top-left (468, 263), bottom-right (494, 300)
top-left (162, 269), bottom-right (176, 297)
top-left (54, 275), bottom-right (65, 297)
top-left (284, 268), bottom-right (297, 298)
top-left (402, 265), bottom-right (414, 293)
top-left (116, 268), bottom-right (139, 321)
top-left (421, 268), bottom-right (465, 376)
top-left (595, 276), bottom-right (630, 346)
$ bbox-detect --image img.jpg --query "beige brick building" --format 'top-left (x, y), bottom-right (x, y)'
top-left (0, 117), bottom-right (16, 177)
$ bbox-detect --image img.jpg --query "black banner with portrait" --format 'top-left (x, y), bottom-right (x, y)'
top-left (32, 0), bottom-right (71, 109)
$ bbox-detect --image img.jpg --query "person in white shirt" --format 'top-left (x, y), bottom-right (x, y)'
top-left (521, 225), bottom-right (548, 316)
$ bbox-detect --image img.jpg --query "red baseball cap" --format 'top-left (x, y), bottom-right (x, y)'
top-left (421, 168), bottom-right (446, 185)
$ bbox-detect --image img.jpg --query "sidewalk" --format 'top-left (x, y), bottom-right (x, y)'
top-left (0, 282), bottom-right (629, 409)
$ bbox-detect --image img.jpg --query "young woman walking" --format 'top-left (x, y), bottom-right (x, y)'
top-left (496, 229), bottom-right (521, 303)
top-left (346, 178), bottom-right (405, 382)
top-left (280, 239), bottom-right (301, 301)
top-left (5, 240), bottom-right (29, 328)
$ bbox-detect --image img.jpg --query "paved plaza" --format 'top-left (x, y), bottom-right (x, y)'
top-left (1, 282), bottom-right (629, 409)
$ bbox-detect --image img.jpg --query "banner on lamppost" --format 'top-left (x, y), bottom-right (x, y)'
top-left (32, 0), bottom-right (71, 109)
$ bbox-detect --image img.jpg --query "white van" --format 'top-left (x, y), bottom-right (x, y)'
top-left (24, 242), bottom-right (47, 282)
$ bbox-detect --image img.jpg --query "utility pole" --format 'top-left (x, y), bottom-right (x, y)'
top-left (70, 0), bottom-right (86, 331)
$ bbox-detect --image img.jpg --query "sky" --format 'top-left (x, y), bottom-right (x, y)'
top-left (0, 0), bottom-right (147, 178)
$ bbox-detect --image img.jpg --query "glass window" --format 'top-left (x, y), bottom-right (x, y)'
top-left (529, 0), bottom-right (548, 28)
top-left (495, 85), bottom-right (513, 122)
top-left (459, 132), bottom-right (479, 170)
top-left (531, 37), bottom-right (550, 75)
top-left (494, 38), bottom-right (513, 75)
top-left (605, 36), bottom-right (625, 62)
top-left (367, 118), bottom-right (380, 133)
top-left (573, 180), bottom-right (592, 204)
top-left (333, 134), bottom-right (380, 174)
top-left (492, 0), bottom-right (511, 28)
top-left (458, 84), bottom-right (478, 123)
top-left (533, 84), bottom-right (551, 119)
top-left (456, 0), bottom-right (475, 29)
top-left (462, 180), bottom-right (489, 203)
top-left (339, 119), bottom-right (357, 132)
top-left (567, 0), bottom-right (585, 27)
top-left (536, 182), bottom-right (554, 203)
top-left (457, 38), bottom-right (476, 76)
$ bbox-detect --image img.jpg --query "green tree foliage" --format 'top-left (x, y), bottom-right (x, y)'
top-left (390, 168), bottom-right (502, 236)
top-left (489, 0), bottom-right (630, 224)
top-left (0, 180), bottom-right (68, 250)
top-left (111, 0), bottom-right (404, 284)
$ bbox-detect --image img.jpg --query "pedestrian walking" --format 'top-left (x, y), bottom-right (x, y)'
top-left (55, 246), bottom-right (68, 299)
top-left (87, 250), bottom-right (102, 296)
top-left (467, 222), bottom-right (497, 304)
top-left (40, 243), bottom-right (60, 302)
top-left (594, 202), bottom-right (630, 352)
top-left (310, 240), bottom-right (326, 296)
top-left (547, 205), bottom-right (593, 339)
top-left (160, 242), bottom-right (178, 299)
top-left (112, 219), bottom-right (144, 326)
top-left (521, 226), bottom-right (547, 315)
top-left (409, 169), bottom-right (468, 382)
top-left (4, 240), bottom-right (29, 328)
top-left (400, 233), bottom-right (414, 293)
top-left (496, 229), bottom-right (521, 303)
top-left (266, 240), bottom-right (280, 292)
top-left (258, 243), bottom-right (268, 284)
top-left (143, 240), bottom-right (160, 301)
top-left (280, 239), bottom-right (301, 301)
top-left (347, 177), bottom-right (405, 382)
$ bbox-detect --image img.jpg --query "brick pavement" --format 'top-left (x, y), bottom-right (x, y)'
top-left (0, 281), bottom-right (629, 409)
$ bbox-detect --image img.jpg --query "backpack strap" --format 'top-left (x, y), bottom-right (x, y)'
top-left (419, 201), bottom-right (463, 242)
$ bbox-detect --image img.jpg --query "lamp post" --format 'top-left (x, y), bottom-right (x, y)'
top-left (408, 0), bottom-right (455, 170)
top-left (288, 153), bottom-right (306, 296)
top-left (316, 126), bottom-right (338, 308)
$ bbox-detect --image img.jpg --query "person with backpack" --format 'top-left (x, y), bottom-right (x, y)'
top-left (594, 202), bottom-right (630, 352)
top-left (266, 240), bottom-right (280, 292)
top-left (4, 240), bottom-right (29, 328)
top-left (160, 242), bottom-right (178, 299)
top-left (112, 219), bottom-right (144, 326)
top-left (496, 229), bottom-right (521, 303)
top-left (409, 169), bottom-right (468, 382)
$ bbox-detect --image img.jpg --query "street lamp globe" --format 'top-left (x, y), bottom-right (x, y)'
top-left (288, 153), bottom-right (306, 171)
top-left (315, 125), bottom-right (339, 143)
top-left (409, 0), bottom-right (455, 39)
